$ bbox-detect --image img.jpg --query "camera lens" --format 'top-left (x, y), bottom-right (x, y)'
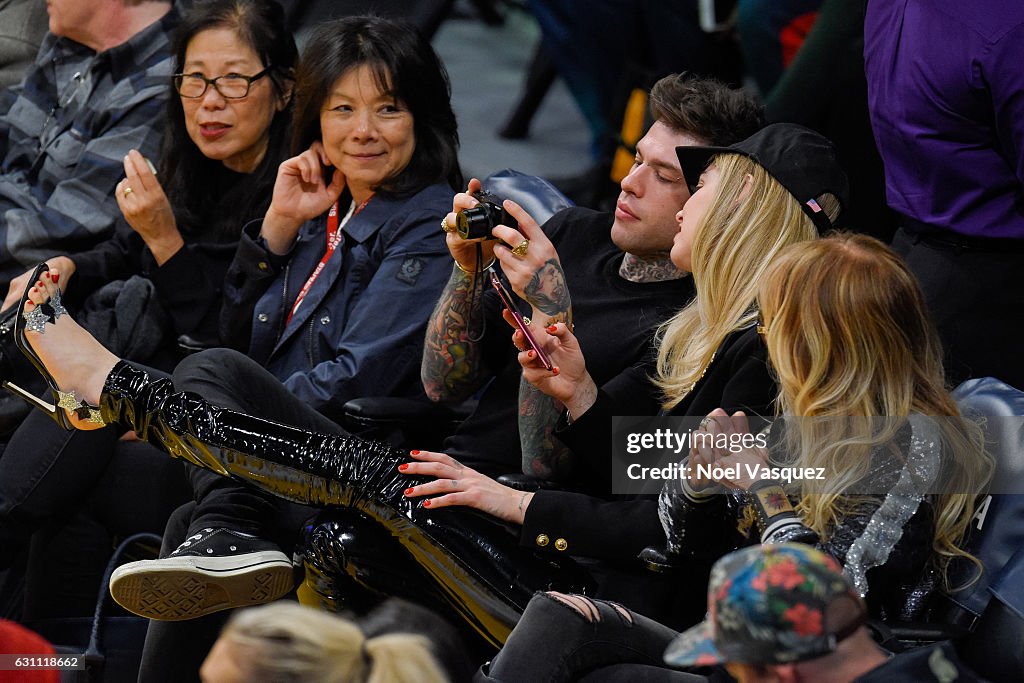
top-left (456, 206), bottom-right (493, 240)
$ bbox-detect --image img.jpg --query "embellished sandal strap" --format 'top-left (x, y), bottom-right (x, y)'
top-left (22, 288), bottom-right (67, 333)
top-left (56, 390), bottom-right (106, 425)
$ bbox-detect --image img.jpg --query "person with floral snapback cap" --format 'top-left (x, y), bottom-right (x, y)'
top-left (664, 543), bottom-right (986, 683)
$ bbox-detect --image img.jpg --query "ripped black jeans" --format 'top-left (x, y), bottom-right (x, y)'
top-left (476, 592), bottom-right (707, 682)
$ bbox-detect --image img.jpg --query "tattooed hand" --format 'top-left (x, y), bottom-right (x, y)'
top-left (443, 178), bottom-right (500, 272)
top-left (492, 201), bottom-right (572, 328)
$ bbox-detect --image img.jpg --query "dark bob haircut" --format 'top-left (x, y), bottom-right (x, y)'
top-left (160, 0), bottom-right (297, 236)
top-left (291, 15), bottom-right (462, 196)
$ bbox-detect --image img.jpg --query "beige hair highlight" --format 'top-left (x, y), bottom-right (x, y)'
top-left (757, 234), bottom-right (993, 585)
top-left (219, 602), bottom-right (449, 683)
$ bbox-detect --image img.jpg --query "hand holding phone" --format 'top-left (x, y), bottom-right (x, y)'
top-left (490, 272), bottom-right (553, 371)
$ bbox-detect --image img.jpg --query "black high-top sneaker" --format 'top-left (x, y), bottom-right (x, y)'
top-left (109, 528), bottom-right (294, 620)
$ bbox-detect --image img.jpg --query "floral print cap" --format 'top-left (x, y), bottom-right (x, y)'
top-left (664, 543), bottom-right (866, 667)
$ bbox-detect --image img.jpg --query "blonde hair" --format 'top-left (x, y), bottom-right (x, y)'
top-left (219, 602), bottom-right (449, 683)
top-left (757, 234), bottom-right (993, 583)
top-left (654, 154), bottom-right (834, 407)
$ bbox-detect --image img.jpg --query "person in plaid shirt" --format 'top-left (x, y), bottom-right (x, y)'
top-left (0, 0), bottom-right (177, 289)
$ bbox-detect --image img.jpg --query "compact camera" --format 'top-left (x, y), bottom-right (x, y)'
top-left (456, 190), bottom-right (518, 240)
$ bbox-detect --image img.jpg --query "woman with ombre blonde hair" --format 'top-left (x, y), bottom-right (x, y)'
top-left (649, 232), bottom-right (992, 618)
top-left (751, 234), bottom-right (992, 592)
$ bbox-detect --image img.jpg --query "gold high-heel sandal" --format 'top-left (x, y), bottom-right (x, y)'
top-left (1, 263), bottom-right (106, 429)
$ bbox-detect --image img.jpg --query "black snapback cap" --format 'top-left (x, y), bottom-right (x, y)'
top-left (675, 123), bottom-right (850, 232)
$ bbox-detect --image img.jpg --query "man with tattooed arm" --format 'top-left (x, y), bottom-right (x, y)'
top-left (420, 74), bottom-right (764, 492)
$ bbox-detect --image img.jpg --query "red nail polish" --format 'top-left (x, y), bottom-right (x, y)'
top-left (404, 487), bottom-right (414, 496)
top-left (423, 499), bottom-right (432, 508)
top-left (52, 273), bottom-right (60, 284)
top-left (552, 367), bottom-right (560, 376)
top-left (527, 350), bottom-right (535, 358)
top-left (398, 463), bottom-right (409, 472)
top-left (410, 449), bottom-right (420, 455)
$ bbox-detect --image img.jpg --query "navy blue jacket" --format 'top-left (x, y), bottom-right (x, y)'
top-left (221, 182), bottom-right (454, 422)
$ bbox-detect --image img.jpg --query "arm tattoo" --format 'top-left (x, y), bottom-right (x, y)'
top-left (525, 259), bottom-right (572, 321)
top-left (421, 267), bottom-right (489, 402)
top-left (518, 375), bottom-right (575, 480)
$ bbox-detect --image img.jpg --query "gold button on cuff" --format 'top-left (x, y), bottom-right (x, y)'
top-left (554, 538), bottom-right (568, 552)
top-left (535, 534), bottom-right (550, 547)
top-left (258, 261), bottom-right (270, 271)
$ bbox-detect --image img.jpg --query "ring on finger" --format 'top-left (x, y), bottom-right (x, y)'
top-left (122, 186), bottom-right (133, 198)
top-left (699, 417), bottom-right (712, 430)
top-left (441, 217), bottom-right (455, 233)
top-left (511, 239), bottom-right (530, 257)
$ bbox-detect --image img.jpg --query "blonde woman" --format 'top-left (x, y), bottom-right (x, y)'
top-left (200, 602), bottom-right (449, 683)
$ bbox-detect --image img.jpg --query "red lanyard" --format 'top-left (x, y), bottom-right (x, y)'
top-left (286, 195), bottom-right (372, 324)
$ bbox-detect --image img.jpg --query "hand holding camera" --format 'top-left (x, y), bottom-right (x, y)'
top-left (443, 178), bottom-right (499, 272)
top-left (454, 189), bottom-right (519, 240)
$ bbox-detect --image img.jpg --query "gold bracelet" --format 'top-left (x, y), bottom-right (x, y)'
top-left (454, 256), bottom-right (496, 274)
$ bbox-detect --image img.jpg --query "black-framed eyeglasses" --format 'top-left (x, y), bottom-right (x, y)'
top-left (173, 66), bottom-right (271, 99)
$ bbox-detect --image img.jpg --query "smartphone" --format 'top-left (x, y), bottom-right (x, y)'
top-left (490, 272), bottom-right (554, 371)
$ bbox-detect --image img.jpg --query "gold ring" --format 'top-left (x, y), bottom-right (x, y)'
top-left (441, 217), bottom-right (455, 233)
top-left (122, 186), bottom-right (133, 198)
top-left (511, 239), bottom-right (530, 257)
top-left (699, 417), bottom-right (712, 430)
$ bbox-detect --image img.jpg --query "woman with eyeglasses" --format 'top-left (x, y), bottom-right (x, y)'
top-left (1, 0), bottom-right (295, 362)
top-left (0, 0), bottom-right (295, 614)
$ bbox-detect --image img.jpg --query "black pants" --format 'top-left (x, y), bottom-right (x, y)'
top-left (893, 228), bottom-right (1024, 390)
top-left (0, 366), bottom-right (188, 568)
top-left (171, 348), bottom-right (341, 540)
top-left (0, 364), bottom-right (190, 624)
top-left (137, 349), bottom-right (334, 683)
top-left (477, 592), bottom-right (706, 683)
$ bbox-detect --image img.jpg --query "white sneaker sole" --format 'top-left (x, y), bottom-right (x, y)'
top-left (109, 551), bottom-right (294, 621)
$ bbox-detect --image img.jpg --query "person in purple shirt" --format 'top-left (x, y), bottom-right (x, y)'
top-left (864, 0), bottom-right (1024, 389)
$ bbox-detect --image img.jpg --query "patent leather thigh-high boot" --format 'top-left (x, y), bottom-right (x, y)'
top-left (100, 360), bottom-right (592, 647)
